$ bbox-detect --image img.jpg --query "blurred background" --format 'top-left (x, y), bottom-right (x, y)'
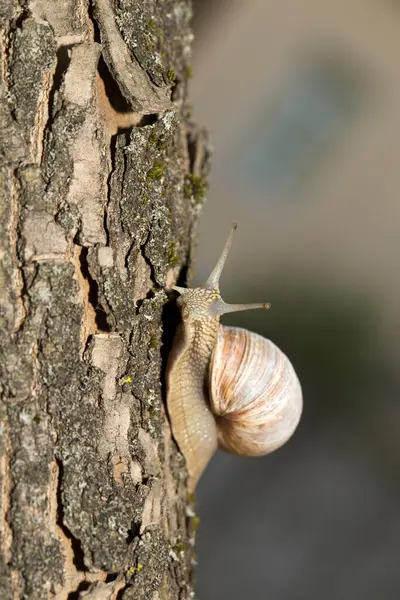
top-left (189, 1), bottom-right (400, 599)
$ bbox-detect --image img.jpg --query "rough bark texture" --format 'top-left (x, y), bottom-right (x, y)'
top-left (0, 1), bottom-right (209, 598)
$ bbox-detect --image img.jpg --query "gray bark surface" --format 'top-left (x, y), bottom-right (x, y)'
top-left (0, 1), bottom-right (209, 598)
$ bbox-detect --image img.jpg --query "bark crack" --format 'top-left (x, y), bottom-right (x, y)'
top-left (140, 233), bottom-right (159, 291)
top-left (78, 247), bottom-right (111, 334)
top-left (9, 171), bottom-right (27, 333)
top-left (43, 45), bottom-right (72, 167)
top-left (32, 63), bottom-right (55, 165)
top-left (104, 132), bottom-right (118, 248)
top-left (0, 424), bottom-right (13, 566)
top-left (49, 459), bottom-right (117, 599)
top-left (72, 246), bottom-right (99, 354)
top-left (55, 459), bottom-right (87, 572)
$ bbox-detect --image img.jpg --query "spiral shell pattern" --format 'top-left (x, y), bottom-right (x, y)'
top-left (209, 326), bottom-right (302, 456)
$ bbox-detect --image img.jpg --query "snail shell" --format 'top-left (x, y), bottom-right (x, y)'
top-left (210, 326), bottom-right (302, 456)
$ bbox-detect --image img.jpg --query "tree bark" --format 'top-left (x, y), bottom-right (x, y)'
top-left (0, 1), bottom-right (208, 598)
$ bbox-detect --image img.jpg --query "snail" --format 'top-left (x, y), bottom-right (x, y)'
top-left (166, 224), bottom-right (302, 492)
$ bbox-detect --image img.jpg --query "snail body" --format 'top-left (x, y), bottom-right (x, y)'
top-left (166, 225), bottom-right (302, 492)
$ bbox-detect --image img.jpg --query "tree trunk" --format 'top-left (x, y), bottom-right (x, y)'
top-left (0, 1), bottom-right (208, 598)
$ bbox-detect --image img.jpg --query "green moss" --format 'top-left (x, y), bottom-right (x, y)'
top-left (142, 194), bottom-right (150, 205)
top-left (118, 375), bottom-right (132, 385)
top-left (33, 414), bottom-right (41, 424)
top-left (148, 131), bottom-right (158, 145)
top-left (184, 173), bottom-right (207, 204)
top-left (146, 159), bottom-right (166, 180)
top-left (191, 516), bottom-right (200, 531)
top-left (166, 68), bottom-right (176, 83)
top-left (145, 18), bottom-right (157, 51)
top-left (175, 542), bottom-right (185, 552)
top-left (148, 131), bottom-right (168, 152)
top-left (149, 334), bottom-right (158, 348)
top-left (167, 241), bottom-right (179, 266)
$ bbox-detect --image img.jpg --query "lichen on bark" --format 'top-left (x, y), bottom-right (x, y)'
top-left (0, 1), bottom-right (210, 598)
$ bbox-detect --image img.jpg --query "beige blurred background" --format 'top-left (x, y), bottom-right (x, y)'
top-left (189, 1), bottom-right (400, 599)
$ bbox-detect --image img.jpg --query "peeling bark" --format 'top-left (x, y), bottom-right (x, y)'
top-left (0, 1), bottom-right (209, 598)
